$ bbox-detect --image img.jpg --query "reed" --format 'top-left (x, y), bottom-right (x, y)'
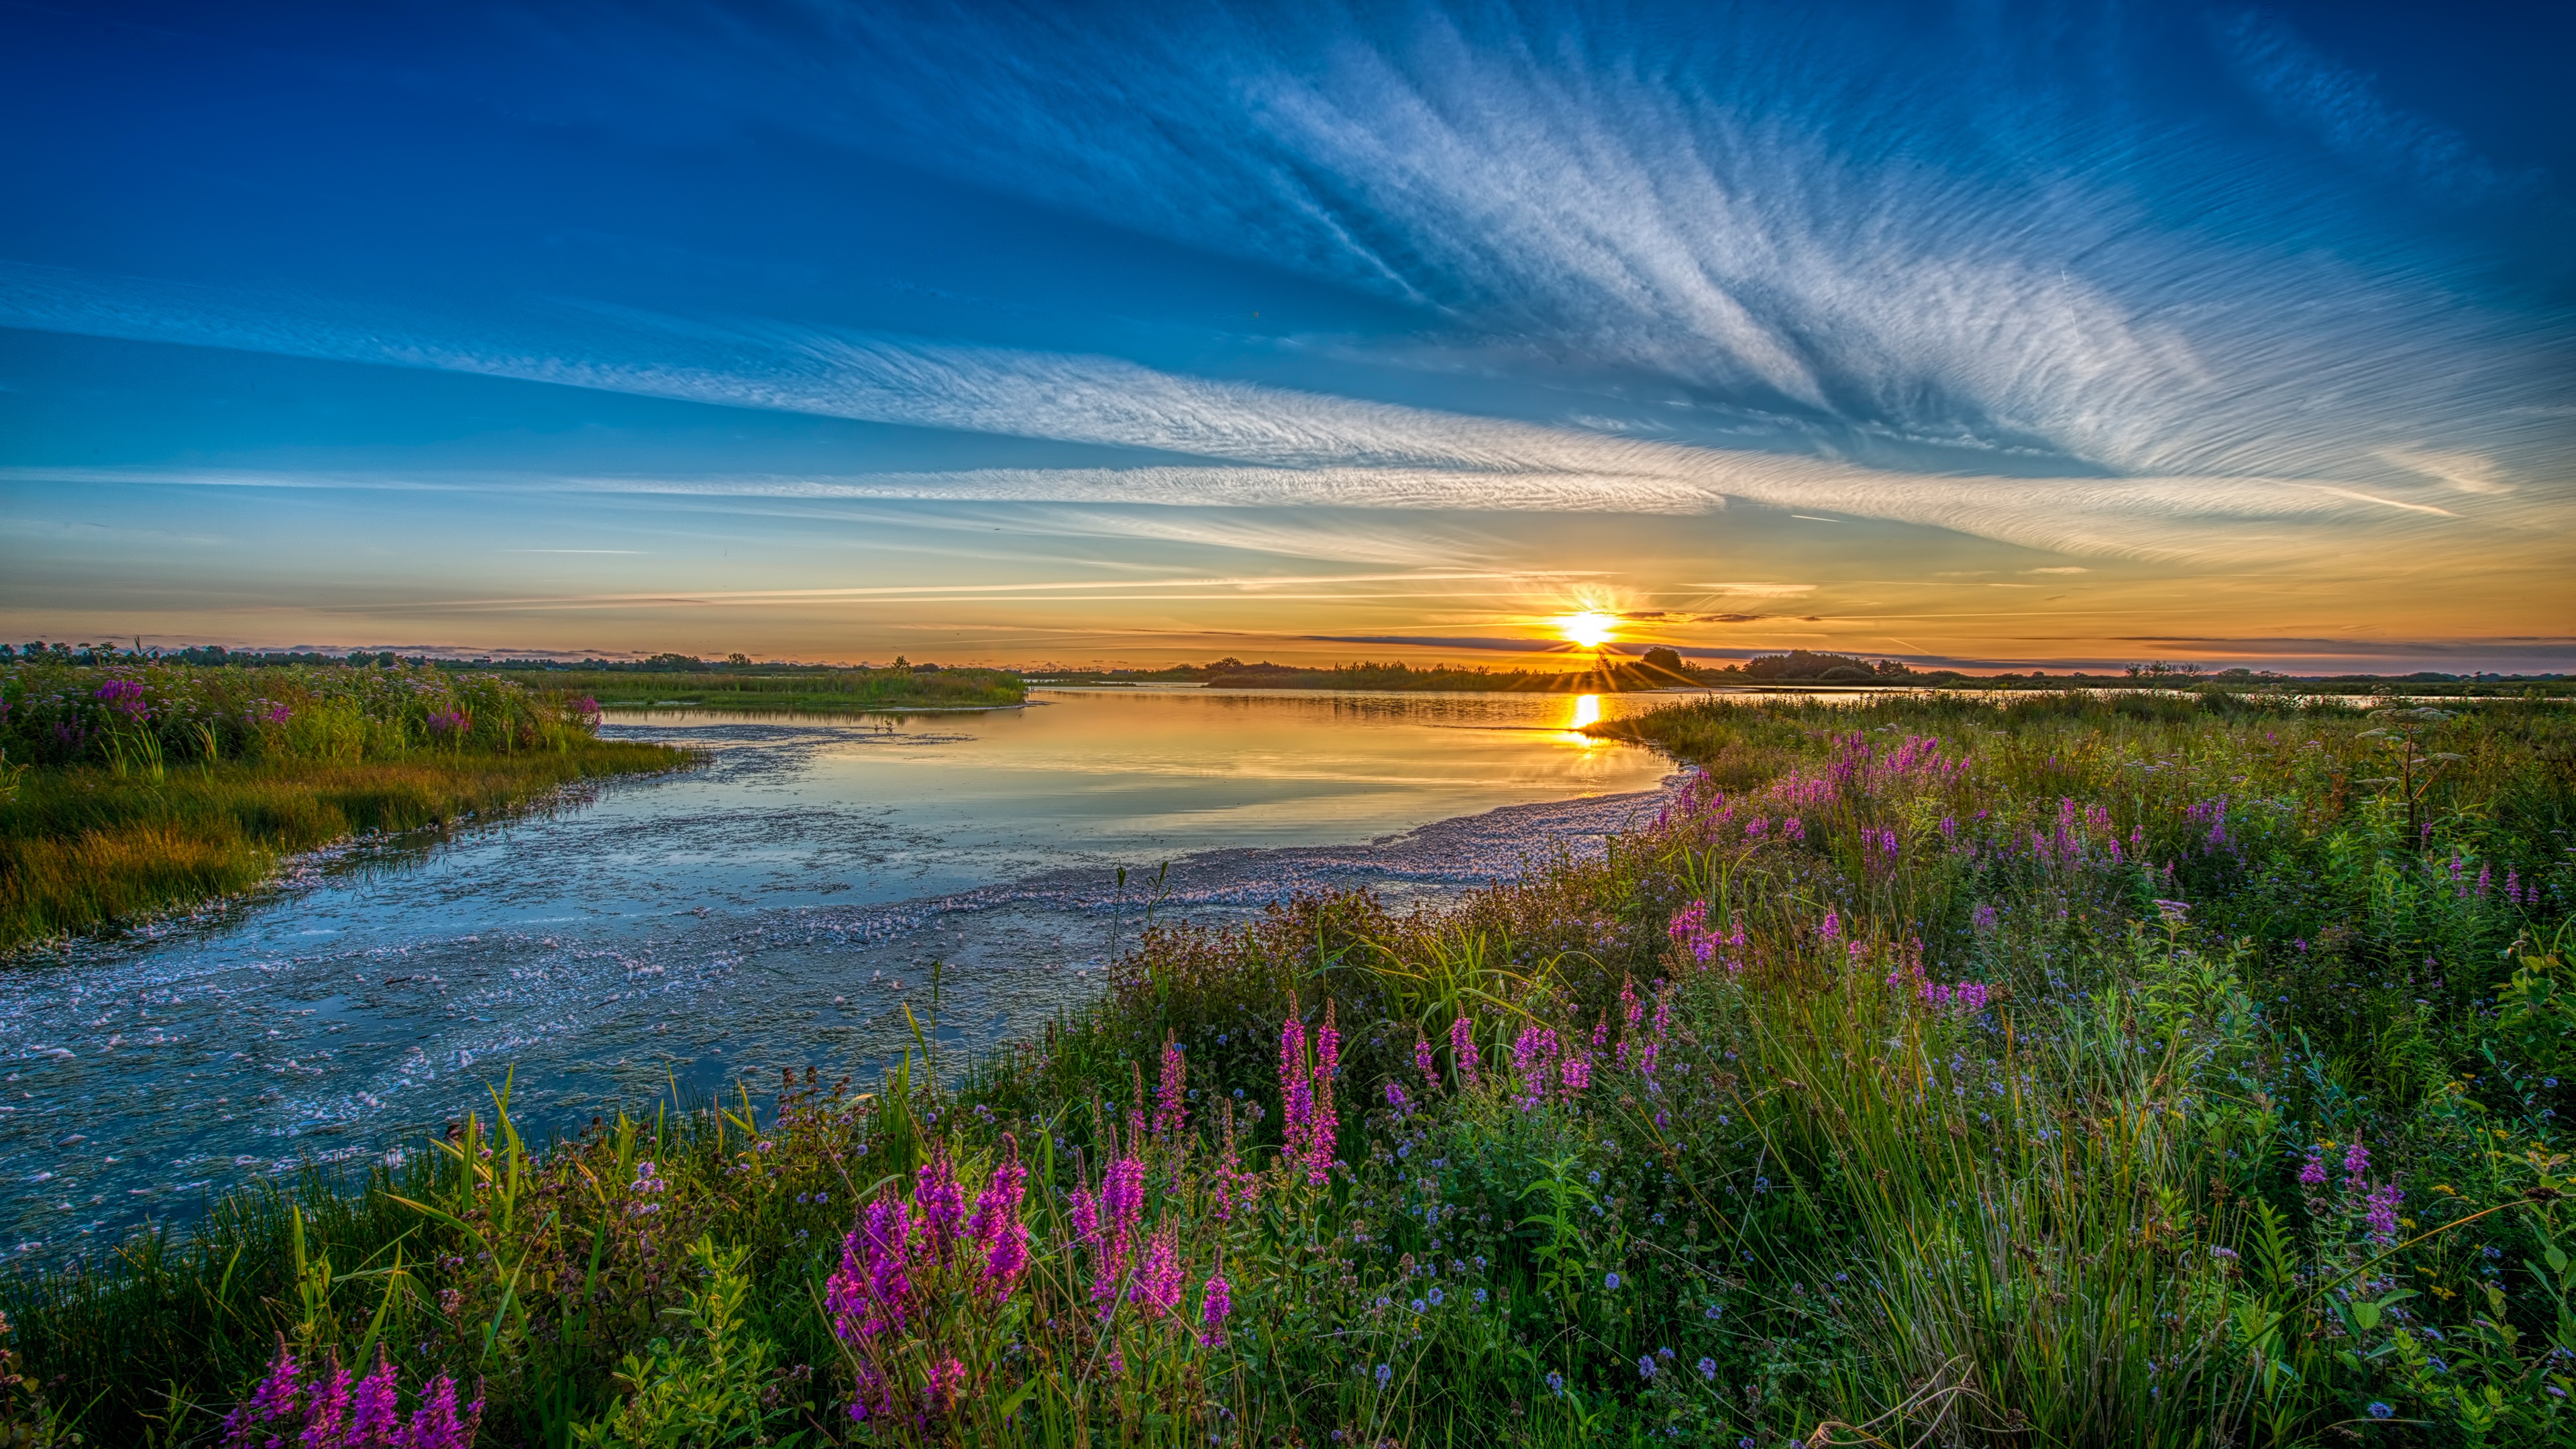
top-left (4, 693), bottom-right (2571, 1446)
top-left (0, 662), bottom-right (691, 951)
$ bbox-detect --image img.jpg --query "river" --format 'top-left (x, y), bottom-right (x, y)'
top-left (0, 687), bottom-right (1686, 1256)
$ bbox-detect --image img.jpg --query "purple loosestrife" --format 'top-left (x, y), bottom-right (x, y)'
top-left (1450, 1016), bottom-right (1481, 1089)
top-left (1414, 1032), bottom-right (1436, 1088)
top-left (2297, 1147), bottom-right (2328, 1191)
top-left (1279, 1013), bottom-right (1313, 1172)
top-left (350, 1354), bottom-right (400, 1443)
top-left (2343, 1138), bottom-right (2371, 1188)
top-left (1155, 1038), bottom-right (1189, 1140)
top-left (1386, 1079), bottom-right (1410, 1114)
top-left (969, 1134), bottom-right (1031, 1298)
top-left (863, 1197), bottom-right (917, 1336)
top-left (300, 1355), bottom-right (351, 1447)
top-left (1307, 1002), bottom-right (1340, 1185)
top-left (1819, 910), bottom-right (1841, 943)
top-left (1199, 1271), bottom-right (1234, 1346)
top-left (2365, 1182), bottom-right (2403, 1245)
top-left (220, 1337), bottom-right (303, 1446)
top-left (916, 1148), bottom-right (967, 1264)
top-left (1134, 1224), bottom-right (1185, 1316)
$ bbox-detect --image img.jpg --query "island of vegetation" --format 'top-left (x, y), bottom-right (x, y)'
top-left (1037, 649), bottom-right (2575, 700)
top-left (0, 647), bottom-right (690, 952)
top-left (5, 687), bottom-right (2569, 1444)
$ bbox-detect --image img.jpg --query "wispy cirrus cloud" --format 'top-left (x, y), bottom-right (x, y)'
top-left (0, 260), bottom-right (2533, 570)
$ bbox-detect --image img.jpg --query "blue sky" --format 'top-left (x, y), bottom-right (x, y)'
top-left (3, 0), bottom-right (2569, 669)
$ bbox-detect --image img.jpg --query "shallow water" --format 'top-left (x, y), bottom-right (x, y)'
top-left (0, 688), bottom-right (1684, 1256)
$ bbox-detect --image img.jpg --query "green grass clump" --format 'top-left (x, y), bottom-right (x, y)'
top-left (5, 694), bottom-right (2575, 1446)
top-left (0, 661), bottom-right (691, 949)
top-left (551, 667), bottom-right (1026, 714)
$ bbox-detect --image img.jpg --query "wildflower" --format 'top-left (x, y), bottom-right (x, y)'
top-left (2343, 1137), bottom-right (2370, 1185)
top-left (1155, 1038), bottom-right (1188, 1140)
top-left (1546, 1371), bottom-right (1564, 1397)
top-left (2365, 1182), bottom-right (2402, 1245)
top-left (1199, 1271), bottom-right (1233, 1344)
top-left (1375, 1363), bottom-right (1392, 1391)
top-left (2367, 1403), bottom-right (2393, 1419)
top-left (1426, 1286), bottom-right (1443, 1306)
top-left (2151, 898), bottom-right (2188, 924)
top-left (1638, 1354), bottom-right (1657, 1380)
top-left (1450, 1015), bottom-right (1481, 1088)
top-left (1603, 1271), bottom-right (1620, 1291)
top-left (968, 1133), bottom-right (1030, 1297)
top-left (1473, 1287), bottom-right (1487, 1303)
top-left (1705, 1303), bottom-right (1723, 1320)
top-left (915, 1148), bottom-right (967, 1263)
top-left (926, 1356), bottom-right (967, 1414)
top-left (2296, 1146), bottom-right (2327, 1189)
top-left (1386, 1079), bottom-right (1409, 1114)
top-left (1560, 1055), bottom-right (1591, 1095)
top-left (1411, 1298), bottom-right (1426, 1313)
top-left (1134, 1224), bottom-right (1184, 1316)
top-left (1413, 1031), bottom-right (1436, 1086)
top-left (1699, 1356), bottom-right (1717, 1381)
top-left (1819, 910), bottom-right (1840, 942)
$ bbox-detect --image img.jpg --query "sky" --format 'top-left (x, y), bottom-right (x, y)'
top-left (2, 0), bottom-right (2570, 673)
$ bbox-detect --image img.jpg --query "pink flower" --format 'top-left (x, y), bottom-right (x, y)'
top-left (2343, 1138), bottom-right (2370, 1185)
top-left (2296, 1147), bottom-right (2327, 1190)
top-left (1560, 1055), bottom-right (1591, 1097)
top-left (926, 1356), bottom-right (967, 1415)
top-left (1133, 1224), bottom-right (1184, 1316)
top-left (1449, 1016), bottom-right (1481, 1089)
top-left (1413, 1032), bottom-right (1436, 1086)
top-left (969, 1134), bottom-right (1030, 1297)
top-left (1819, 910), bottom-right (1841, 942)
top-left (1279, 1014), bottom-right (1313, 1170)
top-left (1199, 1271), bottom-right (1234, 1346)
top-left (2364, 1181), bottom-right (2402, 1245)
top-left (915, 1148), bottom-right (966, 1263)
top-left (1306, 1004), bottom-right (1340, 1185)
top-left (1155, 1038), bottom-right (1189, 1140)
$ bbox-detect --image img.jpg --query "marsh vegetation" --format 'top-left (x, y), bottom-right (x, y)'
top-left (0, 662), bottom-right (688, 951)
top-left (4, 691), bottom-right (2573, 1445)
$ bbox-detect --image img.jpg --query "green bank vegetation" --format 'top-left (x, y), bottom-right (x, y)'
top-left (0, 661), bottom-right (688, 951)
top-left (6, 692), bottom-right (2576, 1445)
top-left (523, 655), bottom-right (1028, 714)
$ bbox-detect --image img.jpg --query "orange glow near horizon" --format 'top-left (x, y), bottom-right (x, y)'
top-left (1558, 610), bottom-right (1617, 648)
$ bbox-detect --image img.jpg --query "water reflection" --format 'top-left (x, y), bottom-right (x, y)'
top-left (1564, 693), bottom-right (1603, 742)
top-left (1, 687), bottom-right (1686, 1252)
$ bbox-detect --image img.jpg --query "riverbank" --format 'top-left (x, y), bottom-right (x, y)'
top-left (5, 692), bottom-right (2570, 1444)
top-left (0, 662), bottom-right (693, 951)
top-left (544, 665), bottom-right (1026, 713)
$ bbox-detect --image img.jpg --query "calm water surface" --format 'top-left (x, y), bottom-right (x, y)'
top-left (0, 688), bottom-right (1684, 1254)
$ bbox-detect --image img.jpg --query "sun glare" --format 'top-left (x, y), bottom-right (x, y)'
top-left (1558, 610), bottom-right (1616, 648)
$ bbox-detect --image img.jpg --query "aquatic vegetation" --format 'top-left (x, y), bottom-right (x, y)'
top-left (541, 665), bottom-right (1026, 714)
top-left (0, 661), bottom-right (690, 949)
top-left (5, 692), bottom-right (2574, 1443)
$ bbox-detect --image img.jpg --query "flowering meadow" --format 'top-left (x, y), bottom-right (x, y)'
top-left (0, 661), bottom-right (684, 949)
top-left (5, 690), bottom-right (2573, 1445)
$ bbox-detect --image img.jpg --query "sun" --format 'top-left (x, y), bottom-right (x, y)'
top-left (1557, 610), bottom-right (1617, 649)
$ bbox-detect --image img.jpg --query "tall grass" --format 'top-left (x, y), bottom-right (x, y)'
top-left (0, 662), bottom-right (690, 949)
top-left (5, 693), bottom-right (2573, 1446)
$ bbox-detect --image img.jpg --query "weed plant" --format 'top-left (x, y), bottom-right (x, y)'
top-left (0, 662), bottom-right (687, 949)
top-left (5, 692), bottom-right (2573, 1446)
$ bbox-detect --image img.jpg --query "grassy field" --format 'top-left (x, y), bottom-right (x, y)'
top-left (0, 662), bottom-right (690, 951)
top-left (549, 666), bottom-right (1028, 713)
top-left (5, 692), bottom-right (2573, 1445)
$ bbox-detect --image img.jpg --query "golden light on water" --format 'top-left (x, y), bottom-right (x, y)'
top-left (1558, 610), bottom-right (1617, 648)
top-left (1568, 693), bottom-right (1602, 730)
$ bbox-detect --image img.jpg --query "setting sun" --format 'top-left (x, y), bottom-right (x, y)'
top-left (1558, 610), bottom-right (1617, 648)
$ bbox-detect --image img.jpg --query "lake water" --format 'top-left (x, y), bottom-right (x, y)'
top-left (0, 688), bottom-right (1686, 1256)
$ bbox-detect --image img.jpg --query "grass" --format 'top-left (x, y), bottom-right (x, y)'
top-left (548, 667), bottom-right (1028, 714)
top-left (4, 692), bottom-right (2573, 1446)
top-left (0, 661), bottom-right (692, 951)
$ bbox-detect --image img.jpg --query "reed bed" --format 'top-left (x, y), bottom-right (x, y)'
top-left (3, 692), bottom-right (2571, 1446)
top-left (0, 662), bottom-right (690, 950)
